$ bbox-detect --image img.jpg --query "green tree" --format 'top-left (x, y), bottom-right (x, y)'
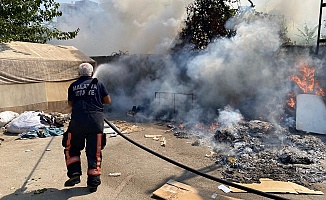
top-left (296, 24), bottom-right (318, 45)
top-left (175, 0), bottom-right (240, 50)
top-left (0, 0), bottom-right (79, 43)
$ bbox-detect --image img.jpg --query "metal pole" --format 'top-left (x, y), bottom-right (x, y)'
top-left (316, 0), bottom-right (324, 55)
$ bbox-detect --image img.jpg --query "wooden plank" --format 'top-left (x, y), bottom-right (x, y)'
top-left (144, 134), bottom-right (162, 138)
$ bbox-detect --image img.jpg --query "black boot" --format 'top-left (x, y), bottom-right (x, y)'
top-left (64, 175), bottom-right (81, 187)
top-left (88, 185), bottom-right (98, 193)
top-left (87, 175), bottom-right (100, 192)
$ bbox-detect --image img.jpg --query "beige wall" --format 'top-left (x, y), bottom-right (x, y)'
top-left (0, 83), bottom-right (47, 107)
top-left (45, 81), bottom-right (73, 102)
top-left (0, 80), bottom-right (75, 114)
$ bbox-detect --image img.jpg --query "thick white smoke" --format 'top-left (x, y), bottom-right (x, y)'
top-left (53, 0), bottom-right (325, 123)
top-left (243, 0), bottom-right (320, 43)
top-left (51, 0), bottom-right (321, 55)
top-left (92, 12), bottom-right (308, 123)
top-left (52, 0), bottom-right (193, 55)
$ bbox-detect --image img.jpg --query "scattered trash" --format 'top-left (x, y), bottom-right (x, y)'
top-left (211, 193), bottom-right (218, 199)
top-left (0, 111), bottom-right (19, 127)
top-left (160, 137), bottom-right (166, 147)
top-left (211, 193), bottom-right (243, 199)
top-left (227, 157), bottom-right (237, 163)
top-left (205, 151), bottom-right (216, 158)
top-left (218, 184), bottom-right (232, 193)
top-left (109, 172), bottom-right (121, 177)
top-left (170, 119), bottom-right (326, 188)
top-left (6, 111), bottom-right (45, 134)
top-left (110, 133), bottom-right (118, 137)
top-left (113, 121), bottom-right (144, 134)
top-left (18, 127), bottom-right (65, 139)
top-left (24, 149), bottom-right (33, 152)
top-left (34, 188), bottom-right (47, 195)
top-left (104, 124), bottom-right (116, 135)
top-left (191, 140), bottom-right (200, 146)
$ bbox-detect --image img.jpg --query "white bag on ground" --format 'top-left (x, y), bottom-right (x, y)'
top-left (6, 111), bottom-right (45, 134)
top-left (0, 111), bottom-right (19, 127)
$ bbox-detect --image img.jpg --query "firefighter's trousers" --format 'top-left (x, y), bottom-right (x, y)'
top-left (62, 111), bottom-right (106, 187)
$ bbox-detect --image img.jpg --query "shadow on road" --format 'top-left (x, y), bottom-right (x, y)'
top-left (1, 187), bottom-right (91, 200)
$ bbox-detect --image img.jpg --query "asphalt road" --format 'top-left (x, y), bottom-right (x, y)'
top-left (0, 119), bottom-right (325, 200)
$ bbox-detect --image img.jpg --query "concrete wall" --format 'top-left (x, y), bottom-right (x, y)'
top-left (0, 80), bottom-right (74, 114)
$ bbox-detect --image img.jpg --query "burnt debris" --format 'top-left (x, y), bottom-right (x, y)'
top-left (170, 119), bottom-right (326, 188)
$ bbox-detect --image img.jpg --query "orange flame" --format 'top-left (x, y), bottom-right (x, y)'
top-left (192, 122), bottom-right (219, 131)
top-left (286, 93), bottom-right (296, 108)
top-left (291, 63), bottom-right (315, 93)
top-left (209, 122), bottom-right (219, 130)
top-left (290, 62), bottom-right (325, 96)
top-left (287, 61), bottom-right (325, 108)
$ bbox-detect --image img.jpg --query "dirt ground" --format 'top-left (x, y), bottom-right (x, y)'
top-left (0, 114), bottom-right (325, 200)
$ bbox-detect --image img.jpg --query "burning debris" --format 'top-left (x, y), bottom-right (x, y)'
top-left (168, 111), bottom-right (326, 188)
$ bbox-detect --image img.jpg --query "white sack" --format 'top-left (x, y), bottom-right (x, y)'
top-left (0, 111), bottom-right (19, 127)
top-left (6, 111), bottom-right (45, 134)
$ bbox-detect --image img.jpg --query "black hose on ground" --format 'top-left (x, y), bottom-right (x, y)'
top-left (104, 118), bottom-right (290, 200)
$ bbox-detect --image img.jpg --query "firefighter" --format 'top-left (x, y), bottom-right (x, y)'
top-left (62, 63), bottom-right (111, 193)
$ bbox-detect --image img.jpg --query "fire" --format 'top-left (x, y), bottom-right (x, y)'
top-left (193, 122), bottom-right (219, 131)
top-left (287, 61), bottom-right (325, 108)
top-left (286, 93), bottom-right (296, 108)
top-left (209, 122), bottom-right (219, 130)
top-left (291, 63), bottom-right (315, 93)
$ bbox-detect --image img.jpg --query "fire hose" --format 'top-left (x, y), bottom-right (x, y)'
top-left (104, 118), bottom-right (290, 200)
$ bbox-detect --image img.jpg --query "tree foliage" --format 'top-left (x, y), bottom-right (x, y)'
top-left (176, 0), bottom-right (240, 50)
top-left (296, 24), bottom-right (318, 45)
top-left (0, 0), bottom-right (79, 43)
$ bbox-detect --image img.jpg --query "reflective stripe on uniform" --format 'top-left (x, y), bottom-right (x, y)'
top-left (66, 156), bottom-right (81, 166)
top-left (87, 133), bottom-right (102, 176)
top-left (87, 168), bottom-right (101, 176)
top-left (64, 132), bottom-right (81, 166)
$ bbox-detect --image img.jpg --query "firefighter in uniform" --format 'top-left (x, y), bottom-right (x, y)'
top-left (62, 63), bottom-right (111, 193)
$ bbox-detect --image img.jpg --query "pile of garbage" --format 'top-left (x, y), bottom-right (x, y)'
top-left (0, 111), bottom-right (70, 139)
top-left (169, 119), bottom-right (326, 188)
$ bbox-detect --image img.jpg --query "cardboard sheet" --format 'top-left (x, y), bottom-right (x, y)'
top-left (153, 180), bottom-right (243, 200)
top-left (229, 178), bottom-right (324, 195)
top-left (153, 179), bottom-right (201, 200)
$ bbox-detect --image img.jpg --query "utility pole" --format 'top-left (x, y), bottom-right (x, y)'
top-left (316, 0), bottom-right (326, 55)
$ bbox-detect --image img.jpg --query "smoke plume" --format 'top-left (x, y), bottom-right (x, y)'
top-left (53, 0), bottom-right (325, 124)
